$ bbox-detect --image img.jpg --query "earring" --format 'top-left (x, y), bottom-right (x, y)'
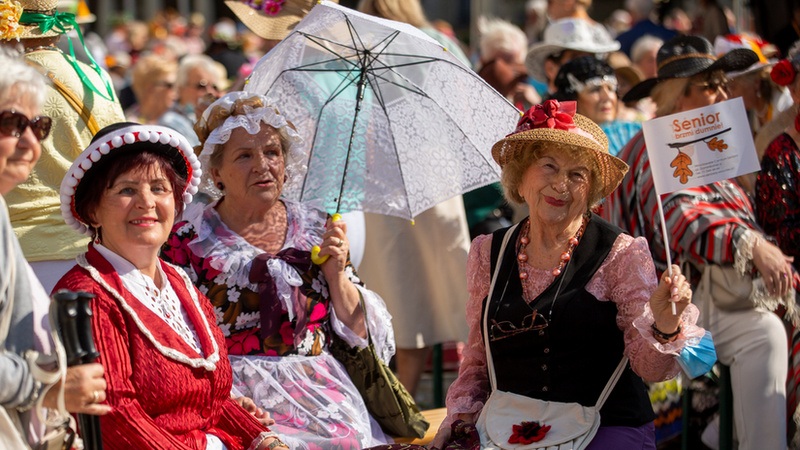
top-left (93, 227), bottom-right (101, 245)
top-left (216, 181), bottom-right (225, 190)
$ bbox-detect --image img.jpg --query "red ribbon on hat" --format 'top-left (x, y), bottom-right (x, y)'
top-left (513, 100), bottom-right (577, 135)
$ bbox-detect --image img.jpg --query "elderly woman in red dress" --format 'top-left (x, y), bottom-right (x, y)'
top-left (54, 123), bottom-right (287, 450)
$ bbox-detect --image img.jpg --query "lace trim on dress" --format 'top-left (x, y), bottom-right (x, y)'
top-left (180, 200), bottom-right (396, 359)
top-left (77, 253), bottom-right (220, 371)
top-left (734, 229), bottom-right (800, 325)
top-left (182, 199), bottom-right (326, 291)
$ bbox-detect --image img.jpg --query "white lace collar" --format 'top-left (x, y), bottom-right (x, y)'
top-left (77, 251), bottom-right (220, 371)
top-left (179, 199), bottom-right (327, 290)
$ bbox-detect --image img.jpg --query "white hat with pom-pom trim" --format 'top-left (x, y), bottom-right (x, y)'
top-left (60, 123), bottom-right (203, 236)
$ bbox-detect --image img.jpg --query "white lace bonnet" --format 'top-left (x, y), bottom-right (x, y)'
top-left (60, 123), bottom-right (203, 236)
top-left (195, 91), bottom-right (305, 198)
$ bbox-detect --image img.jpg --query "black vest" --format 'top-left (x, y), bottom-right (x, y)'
top-left (486, 214), bottom-right (655, 427)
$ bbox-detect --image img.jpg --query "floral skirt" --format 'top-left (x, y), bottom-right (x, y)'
top-left (229, 354), bottom-right (392, 450)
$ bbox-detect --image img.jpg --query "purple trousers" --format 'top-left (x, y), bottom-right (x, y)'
top-left (586, 422), bottom-right (657, 450)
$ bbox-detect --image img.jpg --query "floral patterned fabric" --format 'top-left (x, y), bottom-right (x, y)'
top-left (162, 200), bottom-right (394, 449)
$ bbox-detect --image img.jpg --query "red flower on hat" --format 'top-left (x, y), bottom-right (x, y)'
top-left (508, 420), bottom-right (551, 445)
top-left (771, 59), bottom-right (796, 86)
top-left (513, 100), bottom-right (577, 135)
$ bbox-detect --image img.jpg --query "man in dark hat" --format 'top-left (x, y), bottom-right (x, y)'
top-left (603, 35), bottom-right (794, 450)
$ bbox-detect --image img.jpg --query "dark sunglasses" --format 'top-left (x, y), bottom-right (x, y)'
top-left (689, 77), bottom-right (728, 94)
top-left (0, 110), bottom-right (52, 141)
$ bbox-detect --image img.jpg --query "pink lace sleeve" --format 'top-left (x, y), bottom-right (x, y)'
top-left (431, 234), bottom-right (493, 448)
top-left (586, 234), bottom-right (703, 382)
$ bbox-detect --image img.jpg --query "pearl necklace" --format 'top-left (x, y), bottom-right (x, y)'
top-left (517, 214), bottom-right (589, 279)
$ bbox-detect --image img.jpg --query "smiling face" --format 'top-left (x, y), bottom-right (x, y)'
top-left (211, 125), bottom-right (286, 208)
top-left (518, 147), bottom-right (592, 226)
top-left (0, 97), bottom-right (42, 194)
top-left (90, 163), bottom-right (176, 262)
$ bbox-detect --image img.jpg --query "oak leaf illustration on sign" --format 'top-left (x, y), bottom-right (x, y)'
top-left (670, 151), bottom-right (693, 184)
top-left (706, 137), bottom-right (728, 152)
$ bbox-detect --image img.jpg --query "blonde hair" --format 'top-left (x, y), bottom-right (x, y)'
top-left (130, 54), bottom-right (177, 99)
top-left (651, 77), bottom-right (689, 117)
top-left (357, 0), bottom-right (429, 28)
top-left (500, 142), bottom-right (603, 208)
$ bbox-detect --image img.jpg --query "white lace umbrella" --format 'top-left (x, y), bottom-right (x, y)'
top-left (245, 0), bottom-right (520, 219)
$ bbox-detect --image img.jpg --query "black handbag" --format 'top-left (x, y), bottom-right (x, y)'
top-left (329, 299), bottom-right (429, 439)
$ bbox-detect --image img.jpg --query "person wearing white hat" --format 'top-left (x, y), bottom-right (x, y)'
top-left (0, 0), bottom-right (125, 294)
top-left (524, 18), bottom-right (620, 94)
top-left (54, 122), bottom-right (288, 450)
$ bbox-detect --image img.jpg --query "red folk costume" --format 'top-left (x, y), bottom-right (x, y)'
top-left (54, 245), bottom-right (269, 450)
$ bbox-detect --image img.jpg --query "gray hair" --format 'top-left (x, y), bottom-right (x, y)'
top-left (631, 35), bottom-right (663, 64)
top-left (478, 18), bottom-right (528, 63)
top-left (0, 48), bottom-right (47, 110)
top-left (176, 54), bottom-right (222, 88)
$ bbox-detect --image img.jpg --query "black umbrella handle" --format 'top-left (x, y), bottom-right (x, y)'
top-left (52, 290), bottom-right (87, 366)
top-left (53, 290), bottom-right (103, 450)
top-left (75, 292), bottom-right (100, 364)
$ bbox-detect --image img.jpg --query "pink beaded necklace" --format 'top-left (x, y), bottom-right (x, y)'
top-left (517, 214), bottom-right (588, 279)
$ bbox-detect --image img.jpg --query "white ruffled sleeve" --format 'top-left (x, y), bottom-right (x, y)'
top-left (328, 282), bottom-right (396, 364)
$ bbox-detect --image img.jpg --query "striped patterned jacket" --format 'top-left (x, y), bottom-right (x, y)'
top-left (601, 130), bottom-right (757, 274)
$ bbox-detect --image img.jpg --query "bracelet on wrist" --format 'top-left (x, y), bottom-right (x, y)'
top-left (651, 322), bottom-right (681, 341)
top-left (267, 438), bottom-right (287, 450)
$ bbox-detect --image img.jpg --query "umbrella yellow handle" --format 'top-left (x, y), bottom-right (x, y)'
top-left (311, 213), bottom-right (342, 265)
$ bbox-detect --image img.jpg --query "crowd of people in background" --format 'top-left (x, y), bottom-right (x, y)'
top-left (3, 0), bottom-right (800, 448)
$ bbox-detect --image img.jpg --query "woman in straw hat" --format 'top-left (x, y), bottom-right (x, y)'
top-left (429, 99), bottom-right (701, 449)
top-left (607, 35), bottom-right (796, 449)
top-left (226, 0), bottom-right (338, 47)
top-left (0, 0), bottom-right (125, 294)
top-left (54, 122), bottom-right (287, 450)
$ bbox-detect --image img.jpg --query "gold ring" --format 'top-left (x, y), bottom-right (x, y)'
top-left (336, 238), bottom-right (343, 247)
top-left (90, 390), bottom-right (100, 404)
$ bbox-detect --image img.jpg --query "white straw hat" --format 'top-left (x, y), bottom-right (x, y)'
top-left (525, 18), bottom-right (620, 83)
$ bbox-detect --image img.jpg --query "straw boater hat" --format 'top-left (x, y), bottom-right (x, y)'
top-left (225, 0), bottom-right (338, 41)
top-left (622, 35), bottom-right (759, 102)
top-left (524, 18), bottom-right (620, 84)
top-left (60, 123), bottom-right (203, 236)
top-left (492, 99), bottom-right (629, 199)
top-left (0, 0), bottom-right (77, 40)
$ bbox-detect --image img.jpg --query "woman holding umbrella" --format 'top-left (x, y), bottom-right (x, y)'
top-left (54, 122), bottom-right (281, 449)
top-left (161, 92), bottom-right (395, 449)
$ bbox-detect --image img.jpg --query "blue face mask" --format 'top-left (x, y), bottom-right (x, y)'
top-left (677, 330), bottom-right (717, 379)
